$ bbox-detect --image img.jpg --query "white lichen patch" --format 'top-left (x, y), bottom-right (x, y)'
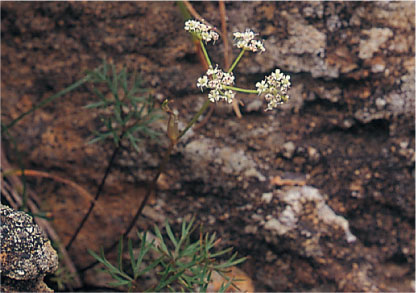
top-left (182, 137), bottom-right (265, 183)
top-left (264, 186), bottom-right (357, 243)
top-left (358, 27), bottom-right (393, 59)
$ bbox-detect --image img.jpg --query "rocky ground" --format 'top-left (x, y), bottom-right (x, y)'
top-left (1, 2), bottom-right (414, 292)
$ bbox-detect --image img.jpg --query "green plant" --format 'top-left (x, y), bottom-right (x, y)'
top-left (107, 18), bottom-right (293, 252)
top-left (89, 218), bottom-right (246, 292)
top-left (84, 62), bottom-right (163, 150)
top-left (66, 62), bottom-right (164, 251)
top-left (48, 266), bottom-right (76, 291)
top-left (84, 16), bottom-right (293, 273)
top-left (2, 12), bottom-right (292, 291)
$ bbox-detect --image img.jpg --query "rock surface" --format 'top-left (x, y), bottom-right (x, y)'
top-left (1, 1), bottom-right (414, 292)
top-left (0, 204), bottom-right (58, 292)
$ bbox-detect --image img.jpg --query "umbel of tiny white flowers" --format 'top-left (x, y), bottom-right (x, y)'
top-left (233, 29), bottom-right (265, 53)
top-left (197, 65), bottom-right (236, 103)
top-left (184, 20), bottom-right (219, 43)
top-left (184, 19), bottom-right (291, 110)
top-left (256, 69), bottom-right (291, 111)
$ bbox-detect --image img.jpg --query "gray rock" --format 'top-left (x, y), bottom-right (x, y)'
top-left (1, 204), bottom-right (58, 292)
top-left (358, 28), bottom-right (393, 59)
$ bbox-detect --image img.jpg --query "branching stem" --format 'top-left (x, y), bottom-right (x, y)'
top-left (199, 40), bottom-right (212, 67)
top-left (228, 49), bottom-right (246, 73)
top-left (81, 97), bottom-right (212, 272)
top-left (224, 86), bottom-right (257, 94)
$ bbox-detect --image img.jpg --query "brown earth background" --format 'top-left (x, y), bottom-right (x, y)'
top-left (1, 1), bottom-right (415, 292)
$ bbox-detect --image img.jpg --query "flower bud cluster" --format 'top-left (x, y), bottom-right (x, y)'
top-left (197, 65), bottom-right (236, 104)
top-left (184, 20), bottom-right (219, 43)
top-left (256, 69), bottom-right (291, 111)
top-left (233, 29), bottom-right (265, 53)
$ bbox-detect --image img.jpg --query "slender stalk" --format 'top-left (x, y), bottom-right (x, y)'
top-left (179, 99), bottom-right (211, 139)
top-left (80, 142), bottom-right (174, 273)
top-left (199, 40), bottom-right (212, 67)
top-left (81, 98), bottom-right (212, 272)
top-left (66, 142), bottom-right (122, 250)
top-left (219, 1), bottom-right (230, 70)
top-left (224, 86), bottom-right (257, 94)
top-left (228, 49), bottom-right (246, 73)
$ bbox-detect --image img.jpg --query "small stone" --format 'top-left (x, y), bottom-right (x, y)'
top-left (282, 141), bottom-right (296, 159)
top-left (399, 141), bottom-right (409, 149)
top-left (369, 56), bottom-right (386, 73)
top-left (244, 225), bottom-right (258, 234)
top-left (244, 168), bottom-right (266, 181)
top-left (207, 215), bottom-right (216, 225)
top-left (251, 214), bottom-right (263, 222)
top-left (261, 192), bottom-right (273, 204)
top-left (375, 98), bottom-right (386, 109)
top-left (307, 146), bottom-right (320, 162)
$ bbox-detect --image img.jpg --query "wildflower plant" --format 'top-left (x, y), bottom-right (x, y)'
top-left (89, 218), bottom-right (246, 292)
top-left (2, 17), bottom-right (292, 291)
top-left (184, 19), bottom-right (291, 111)
top-left (65, 62), bottom-right (164, 251)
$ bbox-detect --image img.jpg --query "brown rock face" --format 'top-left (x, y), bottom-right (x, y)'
top-left (1, 2), bottom-right (414, 292)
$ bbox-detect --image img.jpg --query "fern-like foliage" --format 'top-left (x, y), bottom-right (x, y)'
top-left (89, 218), bottom-right (246, 292)
top-left (85, 62), bottom-right (163, 151)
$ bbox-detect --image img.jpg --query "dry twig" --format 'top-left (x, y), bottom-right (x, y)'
top-left (7, 169), bottom-right (106, 212)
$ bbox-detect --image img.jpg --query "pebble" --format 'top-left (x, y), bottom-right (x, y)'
top-left (282, 141), bottom-right (296, 159)
top-left (244, 225), bottom-right (258, 234)
top-left (261, 192), bottom-right (273, 204)
top-left (375, 98), bottom-right (386, 109)
top-left (307, 146), bottom-right (320, 162)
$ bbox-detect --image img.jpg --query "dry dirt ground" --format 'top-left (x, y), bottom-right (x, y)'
top-left (1, 2), bottom-right (415, 292)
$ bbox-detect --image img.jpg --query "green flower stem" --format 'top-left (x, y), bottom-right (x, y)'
top-left (199, 39), bottom-right (212, 67)
top-left (228, 49), bottom-right (246, 73)
top-left (178, 98), bottom-right (211, 139)
top-left (224, 86), bottom-right (257, 94)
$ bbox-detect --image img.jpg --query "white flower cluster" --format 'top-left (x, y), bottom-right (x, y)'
top-left (197, 65), bottom-right (236, 103)
top-left (184, 20), bottom-right (219, 43)
top-left (233, 29), bottom-right (265, 53)
top-left (256, 69), bottom-right (291, 111)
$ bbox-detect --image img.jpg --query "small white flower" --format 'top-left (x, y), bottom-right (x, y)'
top-left (184, 20), bottom-right (199, 32)
top-left (210, 31), bottom-right (219, 43)
top-left (201, 31), bottom-right (212, 42)
top-left (208, 79), bottom-right (221, 90)
top-left (208, 90), bottom-right (221, 102)
top-left (197, 65), bottom-right (236, 104)
top-left (223, 90), bottom-right (235, 103)
top-left (256, 69), bottom-right (291, 111)
top-left (197, 76), bottom-right (208, 90)
top-left (233, 29), bottom-right (266, 53)
top-left (256, 80), bottom-right (268, 94)
top-left (206, 65), bottom-right (218, 76)
top-left (184, 19), bottom-right (219, 43)
top-left (221, 72), bottom-right (235, 86)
